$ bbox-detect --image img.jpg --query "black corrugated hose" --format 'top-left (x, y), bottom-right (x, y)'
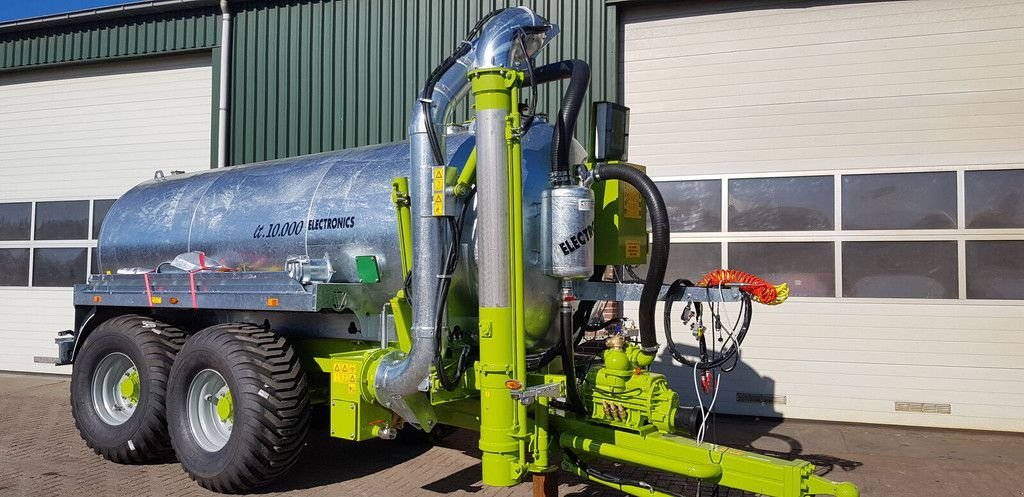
top-left (524, 59), bottom-right (591, 186)
top-left (591, 164), bottom-right (670, 354)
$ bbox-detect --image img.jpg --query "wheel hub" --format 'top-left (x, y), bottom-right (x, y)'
top-left (186, 369), bottom-right (233, 452)
top-left (118, 369), bottom-right (140, 405)
top-left (91, 352), bottom-right (139, 426)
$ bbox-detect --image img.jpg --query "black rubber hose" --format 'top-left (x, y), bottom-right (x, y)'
top-left (591, 164), bottom-right (670, 354)
top-left (663, 278), bottom-right (752, 370)
top-left (524, 59), bottom-right (591, 186)
top-left (560, 306), bottom-right (585, 413)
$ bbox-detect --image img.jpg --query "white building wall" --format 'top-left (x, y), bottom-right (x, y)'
top-left (622, 0), bottom-right (1024, 431)
top-left (0, 53), bottom-right (212, 373)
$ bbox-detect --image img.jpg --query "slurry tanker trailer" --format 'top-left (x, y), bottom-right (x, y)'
top-left (57, 7), bottom-right (859, 497)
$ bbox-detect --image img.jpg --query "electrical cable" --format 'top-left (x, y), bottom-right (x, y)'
top-left (692, 359), bottom-right (721, 446)
top-left (663, 278), bottom-right (752, 370)
top-left (433, 187), bottom-right (476, 390)
top-left (516, 31), bottom-right (539, 131)
top-left (421, 9), bottom-right (506, 167)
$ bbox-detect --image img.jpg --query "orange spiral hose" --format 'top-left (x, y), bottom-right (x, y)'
top-left (696, 269), bottom-right (790, 305)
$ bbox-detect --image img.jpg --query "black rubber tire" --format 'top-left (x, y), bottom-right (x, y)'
top-left (166, 323), bottom-right (310, 493)
top-left (70, 314), bottom-right (185, 464)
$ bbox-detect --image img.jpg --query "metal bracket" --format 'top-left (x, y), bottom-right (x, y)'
top-left (510, 382), bottom-right (562, 406)
top-left (571, 281), bottom-right (744, 303)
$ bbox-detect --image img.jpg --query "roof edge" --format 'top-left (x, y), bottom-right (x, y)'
top-left (0, 0), bottom-right (218, 34)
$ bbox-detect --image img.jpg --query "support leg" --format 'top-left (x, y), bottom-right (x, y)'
top-left (533, 471), bottom-right (559, 497)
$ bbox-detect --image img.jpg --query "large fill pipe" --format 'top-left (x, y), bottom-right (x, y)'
top-left (373, 7), bottom-right (557, 428)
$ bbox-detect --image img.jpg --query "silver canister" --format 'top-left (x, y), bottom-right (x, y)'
top-left (541, 185), bottom-right (595, 280)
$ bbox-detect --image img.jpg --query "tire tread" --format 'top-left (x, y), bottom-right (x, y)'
top-left (71, 314), bottom-right (185, 464)
top-left (170, 323), bottom-right (310, 493)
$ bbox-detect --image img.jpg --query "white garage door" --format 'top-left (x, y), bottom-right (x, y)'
top-left (0, 53), bottom-right (212, 373)
top-left (623, 0), bottom-right (1024, 431)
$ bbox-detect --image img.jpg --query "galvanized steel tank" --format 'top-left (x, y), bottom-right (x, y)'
top-left (98, 123), bottom-right (583, 351)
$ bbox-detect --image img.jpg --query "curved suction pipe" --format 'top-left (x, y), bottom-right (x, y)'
top-left (375, 7), bottom-right (557, 428)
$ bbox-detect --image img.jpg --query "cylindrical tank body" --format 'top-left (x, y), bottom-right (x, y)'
top-left (98, 123), bottom-right (583, 351)
top-left (541, 186), bottom-right (595, 280)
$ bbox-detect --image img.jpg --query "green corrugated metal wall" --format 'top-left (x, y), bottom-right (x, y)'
top-left (0, 9), bottom-right (220, 69)
top-left (0, 0), bottom-right (617, 167)
top-left (228, 0), bottom-right (617, 165)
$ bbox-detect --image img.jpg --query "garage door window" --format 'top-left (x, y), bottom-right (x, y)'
top-left (33, 248), bottom-right (88, 287)
top-left (965, 170), bottom-right (1024, 229)
top-left (843, 241), bottom-right (958, 299)
top-left (660, 180), bottom-right (721, 232)
top-left (730, 242), bottom-right (835, 297)
top-left (729, 176), bottom-right (833, 231)
top-left (0, 199), bottom-right (115, 287)
top-left (0, 249), bottom-right (30, 286)
top-left (35, 201), bottom-right (89, 240)
top-left (92, 199), bottom-right (117, 239)
top-left (0, 203), bottom-right (31, 241)
top-left (655, 167), bottom-right (1023, 300)
top-left (842, 172), bottom-right (957, 230)
top-left (966, 241), bottom-right (1024, 300)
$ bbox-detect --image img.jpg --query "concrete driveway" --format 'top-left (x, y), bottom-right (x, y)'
top-left (1, 372), bottom-right (1021, 497)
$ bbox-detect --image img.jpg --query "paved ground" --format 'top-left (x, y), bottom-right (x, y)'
top-left (1, 372), bottom-right (1022, 497)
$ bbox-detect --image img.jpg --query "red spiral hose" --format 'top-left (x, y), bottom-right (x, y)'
top-left (696, 269), bottom-right (789, 305)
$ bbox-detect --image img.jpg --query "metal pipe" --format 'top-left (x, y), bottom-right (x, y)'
top-left (475, 107), bottom-right (510, 308)
top-left (216, 0), bottom-right (231, 168)
top-left (373, 7), bottom-right (556, 428)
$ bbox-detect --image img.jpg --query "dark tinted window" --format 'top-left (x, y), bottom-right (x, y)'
top-left (965, 170), bottom-right (1024, 229)
top-left (842, 241), bottom-right (958, 298)
top-left (32, 248), bottom-right (87, 287)
top-left (92, 199), bottom-right (117, 239)
top-left (0, 203), bottom-right (31, 241)
top-left (842, 172), bottom-right (956, 230)
top-left (729, 176), bottom-right (833, 231)
top-left (0, 248), bottom-right (30, 286)
top-left (729, 242), bottom-right (835, 297)
top-left (966, 241), bottom-right (1024, 299)
top-left (665, 243), bottom-right (721, 281)
top-left (35, 201), bottom-right (89, 240)
top-left (659, 180), bottom-right (721, 232)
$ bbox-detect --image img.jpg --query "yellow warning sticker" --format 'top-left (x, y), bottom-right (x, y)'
top-left (332, 363), bottom-right (343, 384)
top-left (625, 239), bottom-right (642, 258)
top-left (623, 184), bottom-right (642, 219)
top-left (432, 193), bottom-right (446, 216)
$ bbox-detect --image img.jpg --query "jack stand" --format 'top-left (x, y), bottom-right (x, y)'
top-left (533, 471), bottom-right (559, 497)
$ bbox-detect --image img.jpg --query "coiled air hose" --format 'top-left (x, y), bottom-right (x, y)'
top-left (591, 164), bottom-right (670, 354)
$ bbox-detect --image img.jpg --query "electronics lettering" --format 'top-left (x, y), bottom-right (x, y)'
top-left (252, 216), bottom-right (356, 239)
top-left (308, 216), bottom-right (356, 231)
top-left (558, 225), bottom-right (594, 255)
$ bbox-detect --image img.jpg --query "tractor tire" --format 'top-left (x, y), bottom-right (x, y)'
top-left (166, 323), bottom-right (309, 493)
top-left (70, 314), bottom-right (185, 464)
